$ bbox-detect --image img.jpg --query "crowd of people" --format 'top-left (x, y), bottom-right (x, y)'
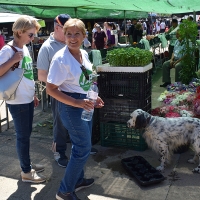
top-left (88, 21), bottom-right (119, 50)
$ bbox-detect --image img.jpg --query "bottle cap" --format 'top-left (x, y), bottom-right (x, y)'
top-left (93, 82), bottom-right (97, 85)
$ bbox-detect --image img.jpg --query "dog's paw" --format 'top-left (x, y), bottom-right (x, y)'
top-left (156, 166), bottom-right (164, 172)
top-left (192, 166), bottom-right (200, 173)
top-left (188, 158), bottom-right (197, 164)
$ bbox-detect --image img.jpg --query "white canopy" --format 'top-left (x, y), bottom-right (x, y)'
top-left (0, 13), bottom-right (38, 23)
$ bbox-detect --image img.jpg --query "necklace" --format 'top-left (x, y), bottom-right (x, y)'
top-left (13, 40), bottom-right (23, 48)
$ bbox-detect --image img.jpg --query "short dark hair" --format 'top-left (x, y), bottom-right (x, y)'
top-left (172, 19), bottom-right (178, 23)
top-left (188, 16), bottom-right (194, 21)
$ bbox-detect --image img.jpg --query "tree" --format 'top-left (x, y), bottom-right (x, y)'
top-left (179, 19), bottom-right (198, 84)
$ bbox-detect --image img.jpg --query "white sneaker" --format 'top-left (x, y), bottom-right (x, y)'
top-left (54, 152), bottom-right (60, 161)
top-left (21, 169), bottom-right (46, 183)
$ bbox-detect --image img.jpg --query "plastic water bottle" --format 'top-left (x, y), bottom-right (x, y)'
top-left (81, 82), bottom-right (99, 121)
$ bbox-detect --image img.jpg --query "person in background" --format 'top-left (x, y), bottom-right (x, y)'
top-left (134, 22), bottom-right (143, 43)
top-left (46, 18), bottom-right (104, 200)
top-left (160, 31), bottom-right (185, 87)
top-left (165, 19), bottom-right (179, 59)
top-left (103, 22), bottom-right (108, 38)
top-left (198, 17), bottom-right (200, 39)
top-left (160, 20), bottom-right (166, 33)
top-left (106, 22), bottom-right (116, 47)
top-left (156, 20), bottom-right (160, 34)
top-left (115, 23), bottom-right (120, 45)
top-left (0, 16), bottom-right (45, 183)
top-left (187, 16), bottom-right (194, 21)
top-left (94, 24), bottom-right (107, 50)
top-left (37, 14), bottom-right (71, 168)
top-left (91, 23), bottom-right (98, 49)
top-left (142, 20), bottom-right (147, 35)
top-left (0, 30), bottom-right (5, 50)
top-left (126, 20), bottom-right (132, 35)
top-left (83, 29), bottom-right (91, 49)
top-left (128, 18), bottom-right (138, 43)
top-left (146, 21), bottom-right (151, 35)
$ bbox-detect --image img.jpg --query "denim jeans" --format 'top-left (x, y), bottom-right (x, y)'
top-left (7, 101), bottom-right (34, 173)
top-left (51, 97), bottom-right (69, 157)
top-left (58, 92), bottom-right (92, 193)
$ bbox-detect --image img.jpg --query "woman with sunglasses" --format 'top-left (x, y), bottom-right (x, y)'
top-left (0, 16), bottom-right (46, 183)
top-left (46, 18), bottom-right (104, 200)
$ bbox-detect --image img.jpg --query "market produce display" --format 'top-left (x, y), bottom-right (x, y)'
top-left (106, 47), bottom-right (153, 67)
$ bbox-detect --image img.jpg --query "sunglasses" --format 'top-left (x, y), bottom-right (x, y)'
top-left (28, 33), bottom-right (35, 38)
top-left (80, 65), bottom-right (89, 80)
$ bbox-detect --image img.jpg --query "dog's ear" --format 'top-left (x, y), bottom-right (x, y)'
top-left (135, 112), bottom-right (150, 129)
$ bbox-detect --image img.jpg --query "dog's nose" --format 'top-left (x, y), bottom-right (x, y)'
top-left (127, 121), bottom-right (130, 127)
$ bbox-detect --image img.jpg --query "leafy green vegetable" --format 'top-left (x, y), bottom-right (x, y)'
top-left (106, 47), bottom-right (153, 67)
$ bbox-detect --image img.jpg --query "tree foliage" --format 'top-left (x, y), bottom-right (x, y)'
top-left (178, 19), bottom-right (198, 84)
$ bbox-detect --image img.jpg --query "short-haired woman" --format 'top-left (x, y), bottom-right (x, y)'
top-left (0, 16), bottom-right (46, 183)
top-left (46, 18), bottom-right (104, 200)
top-left (94, 25), bottom-right (107, 50)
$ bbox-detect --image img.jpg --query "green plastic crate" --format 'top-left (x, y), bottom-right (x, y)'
top-left (100, 122), bottom-right (148, 151)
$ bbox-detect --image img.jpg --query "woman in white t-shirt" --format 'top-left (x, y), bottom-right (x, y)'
top-left (46, 18), bottom-right (104, 200)
top-left (0, 16), bottom-right (45, 183)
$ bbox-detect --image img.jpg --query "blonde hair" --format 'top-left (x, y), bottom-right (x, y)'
top-left (12, 15), bottom-right (41, 38)
top-left (63, 18), bottom-right (86, 36)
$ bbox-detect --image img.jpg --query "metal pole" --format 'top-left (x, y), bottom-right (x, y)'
top-left (193, 11), bottom-right (196, 22)
top-left (124, 10), bottom-right (127, 44)
top-left (75, 8), bottom-right (77, 18)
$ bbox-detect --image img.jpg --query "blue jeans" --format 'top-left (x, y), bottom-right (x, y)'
top-left (58, 92), bottom-right (92, 193)
top-left (51, 97), bottom-right (69, 157)
top-left (7, 101), bottom-right (34, 173)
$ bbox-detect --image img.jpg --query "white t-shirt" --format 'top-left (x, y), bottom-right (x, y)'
top-left (0, 44), bottom-right (35, 104)
top-left (156, 22), bottom-right (160, 31)
top-left (92, 28), bottom-right (97, 33)
top-left (47, 46), bottom-right (93, 94)
top-left (160, 22), bottom-right (166, 29)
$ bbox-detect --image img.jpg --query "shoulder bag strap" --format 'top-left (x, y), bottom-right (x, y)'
top-left (7, 44), bottom-right (20, 71)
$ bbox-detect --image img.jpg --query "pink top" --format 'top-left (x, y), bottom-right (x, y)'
top-left (0, 35), bottom-right (5, 50)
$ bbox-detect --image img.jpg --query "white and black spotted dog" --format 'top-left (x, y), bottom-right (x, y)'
top-left (127, 109), bottom-right (200, 173)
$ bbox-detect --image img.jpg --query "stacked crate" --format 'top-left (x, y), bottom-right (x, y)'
top-left (97, 64), bottom-right (152, 151)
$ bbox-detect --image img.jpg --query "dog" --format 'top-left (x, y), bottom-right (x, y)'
top-left (127, 109), bottom-right (200, 173)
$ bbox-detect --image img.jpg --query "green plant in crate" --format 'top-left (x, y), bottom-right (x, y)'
top-left (106, 47), bottom-right (153, 66)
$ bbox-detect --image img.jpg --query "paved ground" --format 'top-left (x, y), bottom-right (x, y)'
top-left (1, 67), bottom-right (200, 200)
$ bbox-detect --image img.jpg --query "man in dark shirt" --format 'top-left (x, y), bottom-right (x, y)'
top-left (128, 18), bottom-right (138, 43)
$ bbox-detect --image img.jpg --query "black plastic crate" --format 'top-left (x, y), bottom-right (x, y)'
top-left (99, 97), bottom-right (151, 123)
top-left (100, 122), bottom-right (148, 151)
top-left (97, 70), bottom-right (152, 99)
top-left (92, 109), bottom-right (100, 145)
top-left (121, 156), bottom-right (165, 186)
